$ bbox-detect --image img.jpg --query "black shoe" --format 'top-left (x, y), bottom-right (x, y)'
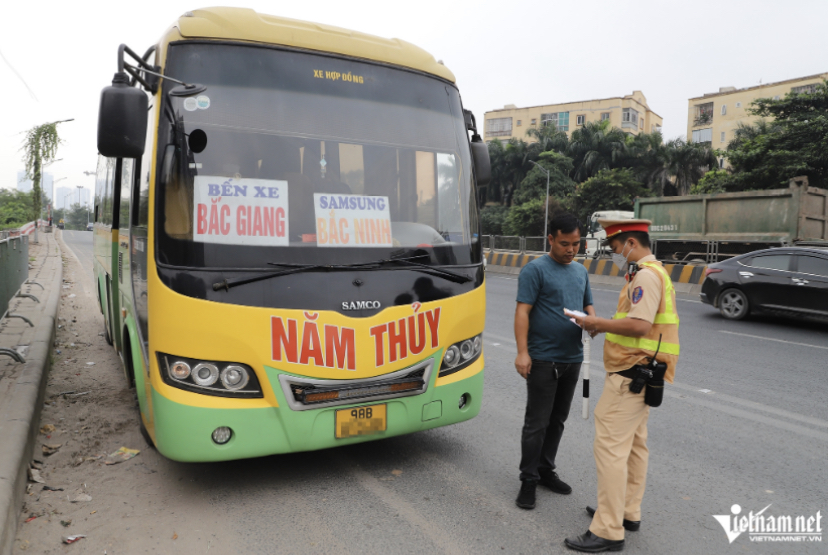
top-left (585, 506), bottom-right (640, 532)
top-left (515, 480), bottom-right (537, 509)
top-left (564, 530), bottom-right (625, 552)
top-left (538, 469), bottom-right (572, 495)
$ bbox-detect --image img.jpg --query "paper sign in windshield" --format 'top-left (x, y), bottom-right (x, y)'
top-left (314, 194), bottom-right (392, 247)
top-left (193, 176), bottom-right (289, 246)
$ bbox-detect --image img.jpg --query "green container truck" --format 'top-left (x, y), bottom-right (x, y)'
top-left (635, 176), bottom-right (828, 262)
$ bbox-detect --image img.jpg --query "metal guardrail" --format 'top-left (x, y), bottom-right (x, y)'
top-left (0, 234), bottom-right (30, 323)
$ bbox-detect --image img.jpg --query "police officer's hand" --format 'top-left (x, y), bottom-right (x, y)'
top-left (575, 314), bottom-right (601, 335)
top-left (515, 352), bottom-right (532, 379)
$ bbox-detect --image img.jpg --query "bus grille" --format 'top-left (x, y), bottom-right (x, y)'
top-left (277, 360), bottom-right (433, 411)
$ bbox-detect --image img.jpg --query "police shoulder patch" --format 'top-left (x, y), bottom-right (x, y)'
top-left (632, 286), bottom-right (644, 304)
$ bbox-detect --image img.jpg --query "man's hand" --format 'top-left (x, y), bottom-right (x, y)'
top-left (575, 314), bottom-right (602, 335)
top-left (515, 351), bottom-right (532, 379)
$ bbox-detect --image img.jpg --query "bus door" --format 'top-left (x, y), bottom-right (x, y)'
top-left (112, 158), bottom-right (135, 354)
top-left (95, 156), bottom-right (116, 340)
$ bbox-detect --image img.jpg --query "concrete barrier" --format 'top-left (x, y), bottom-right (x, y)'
top-left (485, 251), bottom-right (707, 285)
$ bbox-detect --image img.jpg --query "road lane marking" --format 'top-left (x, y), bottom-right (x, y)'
top-left (665, 389), bottom-right (828, 442)
top-left (486, 331), bottom-right (827, 432)
top-left (719, 330), bottom-right (828, 351)
top-left (670, 381), bottom-right (828, 429)
top-left (334, 453), bottom-right (467, 555)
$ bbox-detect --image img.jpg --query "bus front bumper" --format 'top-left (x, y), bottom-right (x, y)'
top-left (150, 365), bottom-right (483, 462)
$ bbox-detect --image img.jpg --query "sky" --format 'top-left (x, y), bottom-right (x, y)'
top-left (2, 0), bottom-right (828, 200)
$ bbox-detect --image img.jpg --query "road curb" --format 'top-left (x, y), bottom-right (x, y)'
top-left (0, 236), bottom-right (61, 555)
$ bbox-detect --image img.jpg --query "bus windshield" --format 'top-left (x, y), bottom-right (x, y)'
top-left (156, 43), bottom-right (480, 270)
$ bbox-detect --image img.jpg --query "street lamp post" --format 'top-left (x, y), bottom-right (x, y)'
top-left (529, 160), bottom-right (551, 241)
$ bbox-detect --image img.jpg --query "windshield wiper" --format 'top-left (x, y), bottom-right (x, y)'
top-left (211, 256), bottom-right (472, 292)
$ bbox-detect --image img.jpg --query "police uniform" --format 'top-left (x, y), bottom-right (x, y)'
top-left (589, 219), bottom-right (680, 542)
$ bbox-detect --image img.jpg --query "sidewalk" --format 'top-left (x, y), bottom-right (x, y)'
top-left (0, 231), bottom-right (62, 555)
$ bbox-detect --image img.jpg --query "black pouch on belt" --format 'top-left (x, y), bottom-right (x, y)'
top-left (644, 361), bottom-right (667, 407)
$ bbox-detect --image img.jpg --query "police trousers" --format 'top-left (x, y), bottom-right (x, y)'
top-left (589, 372), bottom-right (650, 541)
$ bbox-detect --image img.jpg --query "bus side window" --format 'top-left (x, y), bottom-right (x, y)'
top-left (120, 159), bottom-right (134, 228)
top-left (95, 155), bottom-right (106, 223)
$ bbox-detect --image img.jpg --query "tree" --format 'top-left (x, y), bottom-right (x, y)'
top-left (500, 138), bottom-right (537, 206)
top-left (64, 203), bottom-right (89, 230)
top-left (691, 169), bottom-right (730, 195)
top-left (479, 205), bottom-right (510, 236)
top-left (512, 151), bottom-right (576, 205)
top-left (720, 82), bottom-right (828, 190)
top-left (503, 197), bottom-right (566, 237)
top-left (566, 120), bottom-right (628, 182)
top-left (525, 124), bottom-right (569, 156)
top-left (0, 189), bottom-right (33, 229)
top-left (20, 119), bottom-right (71, 220)
top-left (567, 168), bottom-right (649, 225)
top-left (664, 138), bottom-right (718, 196)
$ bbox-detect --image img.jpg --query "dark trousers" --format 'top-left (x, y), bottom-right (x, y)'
top-left (519, 361), bottom-right (582, 481)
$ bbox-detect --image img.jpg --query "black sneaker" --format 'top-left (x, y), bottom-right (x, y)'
top-left (539, 469), bottom-right (572, 495)
top-left (515, 480), bottom-right (537, 509)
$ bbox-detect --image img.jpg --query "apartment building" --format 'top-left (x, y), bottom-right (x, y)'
top-left (687, 72), bottom-right (828, 154)
top-left (483, 91), bottom-right (663, 142)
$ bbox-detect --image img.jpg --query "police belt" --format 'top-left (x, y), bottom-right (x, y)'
top-left (615, 368), bottom-right (642, 379)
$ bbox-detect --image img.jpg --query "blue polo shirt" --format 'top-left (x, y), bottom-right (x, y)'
top-left (516, 255), bottom-right (593, 363)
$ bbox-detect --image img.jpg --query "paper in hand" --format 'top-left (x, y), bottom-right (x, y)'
top-left (564, 308), bottom-right (586, 327)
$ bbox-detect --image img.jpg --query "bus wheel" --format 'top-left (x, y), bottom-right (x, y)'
top-left (139, 417), bottom-right (155, 449)
top-left (103, 319), bottom-right (113, 346)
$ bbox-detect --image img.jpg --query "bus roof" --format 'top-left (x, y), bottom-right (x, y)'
top-left (172, 7), bottom-right (455, 83)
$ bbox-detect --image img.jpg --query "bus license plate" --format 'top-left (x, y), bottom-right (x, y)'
top-left (335, 404), bottom-right (387, 439)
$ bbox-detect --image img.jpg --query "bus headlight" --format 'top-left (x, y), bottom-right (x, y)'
top-left (221, 365), bottom-right (249, 391)
top-left (443, 345), bottom-right (461, 368)
top-left (439, 334), bottom-right (483, 377)
top-left (459, 340), bottom-right (474, 361)
top-left (158, 353), bottom-right (262, 398)
top-left (192, 363), bottom-right (219, 386)
top-left (170, 360), bottom-right (191, 380)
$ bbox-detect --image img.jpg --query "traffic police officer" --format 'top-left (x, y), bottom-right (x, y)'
top-left (566, 219), bottom-right (680, 553)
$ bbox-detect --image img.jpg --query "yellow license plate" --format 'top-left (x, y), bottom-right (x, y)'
top-left (335, 404), bottom-right (387, 439)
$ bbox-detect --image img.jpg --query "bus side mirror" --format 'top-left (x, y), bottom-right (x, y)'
top-left (470, 140), bottom-right (491, 188)
top-left (97, 72), bottom-right (147, 158)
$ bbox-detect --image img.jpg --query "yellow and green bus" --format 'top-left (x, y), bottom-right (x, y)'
top-left (93, 7), bottom-right (490, 462)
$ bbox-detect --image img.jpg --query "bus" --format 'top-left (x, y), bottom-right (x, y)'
top-left (93, 7), bottom-right (490, 462)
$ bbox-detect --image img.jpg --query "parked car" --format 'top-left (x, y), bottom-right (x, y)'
top-left (701, 247), bottom-right (828, 321)
top-left (86, 222), bottom-right (94, 231)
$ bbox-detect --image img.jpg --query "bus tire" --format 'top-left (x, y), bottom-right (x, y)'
top-left (139, 417), bottom-right (155, 449)
top-left (121, 328), bottom-right (135, 389)
top-left (104, 318), bottom-right (113, 346)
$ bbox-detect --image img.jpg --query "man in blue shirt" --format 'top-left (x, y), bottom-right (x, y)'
top-left (514, 213), bottom-right (595, 510)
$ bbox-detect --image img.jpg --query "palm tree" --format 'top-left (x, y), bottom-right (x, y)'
top-left (664, 138), bottom-right (718, 196)
top-left (526, 124), bottom-right (569, 156)
top-left (502, 138), bottom-right (536, 206)
top-left (566, 120), bottom-right (627, 182)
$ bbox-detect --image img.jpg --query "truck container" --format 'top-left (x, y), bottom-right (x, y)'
top-left (635, 176), bottom-right (828, 262)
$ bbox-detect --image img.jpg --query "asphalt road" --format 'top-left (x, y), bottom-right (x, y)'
top-left (59, 232), bottom-right (828, 554)
top-left (61, 230), bottom-right (94, 279)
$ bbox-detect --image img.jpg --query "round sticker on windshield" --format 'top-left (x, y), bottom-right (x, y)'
top-left (183, 97), bottom-right (198, 111)
top-left (632, 286), bottom-right (644, 304)
top-left (196, 95), bottom-right (211, 110)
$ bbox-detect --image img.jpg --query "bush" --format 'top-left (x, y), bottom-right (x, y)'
top-left (479, 205), bottom-right (510, 236)
top-left (691, 170), bottom-right (731, 195)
